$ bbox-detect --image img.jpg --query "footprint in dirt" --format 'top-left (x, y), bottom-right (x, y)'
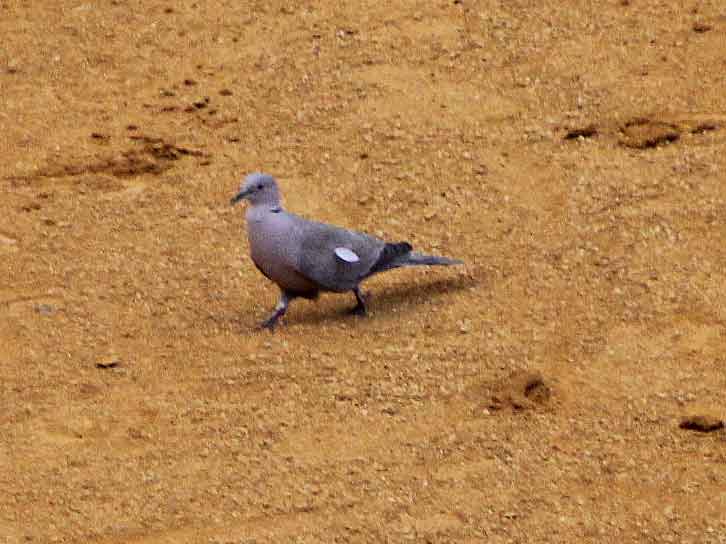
top-left (619, 118), bottom-right (680, 149)
top-left (488, 370), bottom-right (552, 411)
top-left (465, 370), bottom-right (553, 413)
top-left (563, 116), bottom-right (722, 148)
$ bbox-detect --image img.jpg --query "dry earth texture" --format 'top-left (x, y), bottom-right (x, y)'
top-left (2, 1), bottom-right (726, 543)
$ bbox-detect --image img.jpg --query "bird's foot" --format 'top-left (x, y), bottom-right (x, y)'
top-left (260, 313), bottom-right (282, 330)
top-left (349, 288), bottom-right (370, 317)
top-left (259, 294), bottom-right (291, 331)
top-left (348, 303), bottom-right (367, 317)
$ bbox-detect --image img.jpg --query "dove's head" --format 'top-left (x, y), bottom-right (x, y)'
top-left (230, 172), bottom-right (281, 207)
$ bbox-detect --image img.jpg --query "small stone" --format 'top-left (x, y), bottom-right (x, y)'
top-left (692, 22), bottom-right (712, 33)
top-left (33, 303), bottom-right (55, 316)
top-left (679, 415), bottom-right (724, 432)
top-left (335, 388), bottom-right (356, 401)
top-left (192, 97), bottom-right (210, 109)
top-left (96, 360), bottom-right (121, 369)
top-left (0, 234), bottom-right (17, 245)
top-left (564, 124), bottom-right (598, 140)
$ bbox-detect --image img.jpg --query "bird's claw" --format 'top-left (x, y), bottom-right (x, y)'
top-left (348, 304), bottom-right (367, 317)
top-left (349, 288), bottom-right (370, 317)
top-left (260, 316), bottom-right (279, 330)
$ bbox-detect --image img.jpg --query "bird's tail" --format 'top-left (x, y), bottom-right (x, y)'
top-left (366, 242), bottom-right (463, 276)
top-left (404, 252), bottom-right (463, 267)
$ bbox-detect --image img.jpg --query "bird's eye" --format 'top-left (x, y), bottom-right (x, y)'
top-left (257, 184), bottom-right (263, 190)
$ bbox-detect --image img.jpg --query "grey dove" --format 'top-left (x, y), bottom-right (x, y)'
top-left (230, 172), bottom-right (463, 329)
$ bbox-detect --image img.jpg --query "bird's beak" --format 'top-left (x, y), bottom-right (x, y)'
top-left (230, 188), bottom-right (251, 205)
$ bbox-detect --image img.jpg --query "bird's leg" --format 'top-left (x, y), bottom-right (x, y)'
top-left (349, 286), bottom-right (368, 316)
top-left (261, 292), bottom-right (292, 330)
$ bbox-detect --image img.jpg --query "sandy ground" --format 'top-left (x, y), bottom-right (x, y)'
top-left (2, 1), bottom-right (726, 542)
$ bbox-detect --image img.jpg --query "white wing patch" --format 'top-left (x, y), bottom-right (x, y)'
top-left (334, 247), bottom-right (360, 263)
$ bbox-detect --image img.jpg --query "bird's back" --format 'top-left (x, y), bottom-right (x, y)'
top-left (297, 217), bottom-right (386, 291)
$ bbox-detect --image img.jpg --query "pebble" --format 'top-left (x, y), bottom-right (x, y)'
top-left (679, 415), bottom-right (724, 433)
top-left (33, 303), bottom-right (55, 316)
top-left (95, 359), bottom-right (121, 369)
top-left (692, 22), bottom-right (712, 33)
top-left (0, 234), bottom-right (18, 245)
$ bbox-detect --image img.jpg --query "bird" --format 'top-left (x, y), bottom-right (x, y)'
top-left (230, 172), bottom-right (463, 329)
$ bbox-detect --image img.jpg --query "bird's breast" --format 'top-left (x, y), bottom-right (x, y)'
top-left (246, 212), bottom-right (317, 294)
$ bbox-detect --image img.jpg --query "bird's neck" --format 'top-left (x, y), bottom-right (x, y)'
top-left (259, 200), bottom-right (283, 211)
top-left (247, 203), bottom-right (284, 222)
top-left (257, 191), bottom-right (282, 208)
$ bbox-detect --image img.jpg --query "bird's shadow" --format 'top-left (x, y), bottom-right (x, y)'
top-left (281, 274), bottom-right (478, 329)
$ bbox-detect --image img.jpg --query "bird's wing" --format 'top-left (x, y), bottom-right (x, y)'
top-left (334, 247), bottom-right (360, 263)
top-left (291, 214), bottom-right (386, 292)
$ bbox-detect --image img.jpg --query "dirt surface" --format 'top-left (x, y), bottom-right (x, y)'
top-left (2, 1), bottom-right (726, 542)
